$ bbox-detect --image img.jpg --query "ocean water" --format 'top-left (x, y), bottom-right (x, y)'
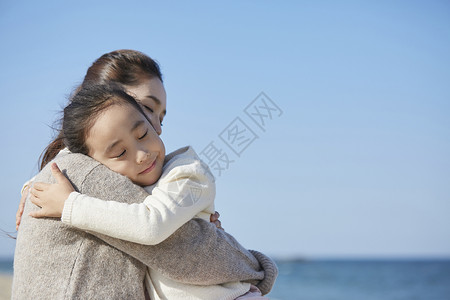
top-left (0, 258), bottom-right (13, 275)
top-left (270, 259), bottom-right (450, 300)
top-left (2, 258), bottom-right (450, 299)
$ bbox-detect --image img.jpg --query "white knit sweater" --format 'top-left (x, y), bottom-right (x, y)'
top-left (61, 146), bottom-right (251, 300)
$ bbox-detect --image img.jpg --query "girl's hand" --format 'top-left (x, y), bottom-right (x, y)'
top-left (210, 211), bottom-right (224, 230)
top-left (16, 186), bottom-right (29, 230)
top-left (29, 163), bottom-right (75, 218)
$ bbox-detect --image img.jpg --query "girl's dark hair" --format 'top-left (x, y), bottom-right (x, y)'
top-left (39, 50), bottom-right (162, 170)
top-left (62, 83), bottom-right (149, 156)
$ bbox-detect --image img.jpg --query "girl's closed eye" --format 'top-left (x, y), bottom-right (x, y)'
top-left (139, 130), bottom-right (148, 140)
top-left (116, 149), bottom-right (126, 158)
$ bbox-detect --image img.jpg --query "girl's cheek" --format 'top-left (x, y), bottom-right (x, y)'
top-left (116, 164), bottom-right (129, 176)
top-left (107, 162), bottom-right (127, 176)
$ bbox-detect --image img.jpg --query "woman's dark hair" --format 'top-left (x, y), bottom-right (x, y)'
top-left (39, 50), bottom-right (162, 170)
top-left (62, 83), bottom-right (149, 156)
top-left (83, 49), bottom-right (163, 86)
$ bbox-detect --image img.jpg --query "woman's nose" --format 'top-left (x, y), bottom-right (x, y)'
top-left (151, 120), bottom-right (162, 136)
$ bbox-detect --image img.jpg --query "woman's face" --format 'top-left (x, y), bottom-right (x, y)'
top-left (125, 77), bottom-right (167, 135)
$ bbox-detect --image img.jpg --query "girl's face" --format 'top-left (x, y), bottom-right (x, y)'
top-left (125, 77), bottom-right (167, 136)
top-left (85, 102), bottom-right (165, 186)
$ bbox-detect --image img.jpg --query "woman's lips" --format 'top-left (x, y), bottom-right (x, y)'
top-left (139, 159), bottom-right (156, 174)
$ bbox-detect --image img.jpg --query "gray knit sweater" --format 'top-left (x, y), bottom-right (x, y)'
top-left (12, 152), bottom-right (277, 299)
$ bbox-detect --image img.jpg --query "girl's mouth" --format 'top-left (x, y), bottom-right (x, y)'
top-left (139, 159), bottom-right (156, 174)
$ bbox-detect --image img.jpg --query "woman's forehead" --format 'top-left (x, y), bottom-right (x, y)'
top-left (126, 78), bottom-right (167, 108)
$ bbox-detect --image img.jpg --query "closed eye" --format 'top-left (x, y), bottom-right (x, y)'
top-left (116, 150), bottom-right (126, 158)
top-left (143, 105), bottom-right (154, 113)
top-left (139, 130), bottom-right (148, 140)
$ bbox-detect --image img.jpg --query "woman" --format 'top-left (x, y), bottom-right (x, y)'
top-left (12, 50), bottom-right (277, 299)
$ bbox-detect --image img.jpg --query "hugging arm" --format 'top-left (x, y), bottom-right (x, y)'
top-left (77, 161), bottom-right (277, 294)
top-left (61, 157), bottom-right (215, 245)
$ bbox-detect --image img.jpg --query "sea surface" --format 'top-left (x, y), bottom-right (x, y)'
top-left (2, 258), bottom-right (450, 299)
top-left (270, 259), bottom-right (450, 300)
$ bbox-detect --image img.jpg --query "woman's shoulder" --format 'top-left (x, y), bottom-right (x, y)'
top-left (163, 146), bottom-right (190, 164)
top-left (35, 152), bottom-right (102, 187)
top-left (163, 146), bottom-right (204, 170)
top-left (161, 146), bottom-right (215, 181)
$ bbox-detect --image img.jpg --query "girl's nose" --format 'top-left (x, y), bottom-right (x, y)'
top-left (137, 151), bottom-right (150, 164)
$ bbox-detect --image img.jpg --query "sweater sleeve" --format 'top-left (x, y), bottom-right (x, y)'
top-left (77, 163), bottom-right (268, 285)
top-left (61, 159), bottom-right (215, 245)
top-left (69, 150), bottom-right (277, 292)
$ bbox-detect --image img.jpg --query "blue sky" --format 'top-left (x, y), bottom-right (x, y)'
top-left (0, 0), bottom-right (449, 259)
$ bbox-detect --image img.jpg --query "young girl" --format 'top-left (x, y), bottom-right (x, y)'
top-left (29, 83), bottom-right (269, 299)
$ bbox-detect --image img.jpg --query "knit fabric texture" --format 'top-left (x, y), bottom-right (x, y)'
top-left (12, 151), bottom-right (277, 299)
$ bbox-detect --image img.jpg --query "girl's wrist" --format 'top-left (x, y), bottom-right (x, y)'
top-left (61, 191), bottom-right (80, 224)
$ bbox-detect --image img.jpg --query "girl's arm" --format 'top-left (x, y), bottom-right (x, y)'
top-left (31, 148), bottom-right (215, 245)
top-left (26, 152), bottom-right (278, 294)
top-left (63, 158), bottom-right (215, 245)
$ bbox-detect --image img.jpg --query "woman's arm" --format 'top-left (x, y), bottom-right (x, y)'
top-left (34, 152), bottom-right (277, 294)
top-left (16, 186), bottom-right (28, 230)
top-left (16, 177), bottom-right (36, 230)
top-left (79, 161), bottom-right (277, 293)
